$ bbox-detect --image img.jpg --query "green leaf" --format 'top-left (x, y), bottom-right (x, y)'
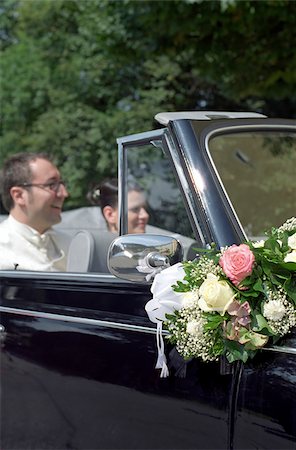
top-left (252, 278), bottom-right (265, 293)
top-left (284, 278), bottom-right (296, 304)
top-left (251, 312), bottom-right (271, 332)
top-left (225, 341), bottom-right (249, 363)
top-left (280, 261), bottom-right (296, 271)
top-left (239, 289), bottom-right (260, 298)
top-left (204, 314), bottom-right (225, 330)
top-left (244, 332), bottom-right (269, 350)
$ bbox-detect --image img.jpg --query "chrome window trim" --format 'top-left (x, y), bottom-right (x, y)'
top-left (0, 306), bottom-right (156, 334)
top-left (117, 129), bottom-right (167, 235)
top-left (1, 306), bottom-right (295, 355)
top-left (117, 127), bottom-right (205, 244)
top-left (116, 128), bottom-right (166, 147)
top-left (262, 345), bottom-right (296, 355)
top-left (0, 270), bottom-right (130, 283)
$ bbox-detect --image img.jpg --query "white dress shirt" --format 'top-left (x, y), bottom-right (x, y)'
top-left (0, 215), bottom-right (70, 271)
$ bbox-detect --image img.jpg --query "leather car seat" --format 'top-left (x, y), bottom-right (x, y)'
top-left (66, 230), bottom-right (95, 272)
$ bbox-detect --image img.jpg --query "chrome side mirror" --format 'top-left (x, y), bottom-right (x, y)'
top-left (107, 234), bottom-right (183, 282)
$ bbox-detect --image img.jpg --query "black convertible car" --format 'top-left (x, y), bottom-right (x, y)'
top-left (0, 111), bottom-right (295, 450)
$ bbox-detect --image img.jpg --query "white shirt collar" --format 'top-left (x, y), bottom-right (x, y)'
top-left (7, 215), bottom-right (55, 247)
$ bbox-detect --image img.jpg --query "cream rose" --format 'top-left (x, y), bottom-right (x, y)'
top-left (284, 250), bottom-right (296, 263)
top-left (198, 273), bottom-right (235, 315)
top-left (288, 233), bottom-right (296, 250)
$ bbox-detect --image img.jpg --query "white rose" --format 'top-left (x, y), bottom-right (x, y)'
top-left (198, 273), bottom-right (235, 315)
top-left (186, 320), bottom-right (203, 337)
top-left (253, 240), bottom-right (265, 248)
top-left (263, 300), bottom-right (286, 321)
top-left (288, 233), bottom-right (296, 250)
top-left (284, 250), bottom-right (296, 263)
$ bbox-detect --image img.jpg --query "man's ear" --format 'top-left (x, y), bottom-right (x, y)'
top-left (10, 186), bottom-right (27, 206)
top-left (102, 205), bottom-right (117, 231)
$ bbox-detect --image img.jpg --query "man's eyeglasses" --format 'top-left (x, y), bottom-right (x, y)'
top-left (18, 180), bottom-right (66, 193)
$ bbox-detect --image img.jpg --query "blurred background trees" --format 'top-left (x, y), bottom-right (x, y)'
top-left (1, 0), bottom-right (295, 208)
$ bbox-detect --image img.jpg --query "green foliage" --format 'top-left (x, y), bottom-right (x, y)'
top-left (203, 313), bottom-right (225, 330)
top-left (1, 0), bottom-right (295, 206)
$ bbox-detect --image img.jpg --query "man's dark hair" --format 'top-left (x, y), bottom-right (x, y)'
top-left (0, 152), bottom-right (53, 211)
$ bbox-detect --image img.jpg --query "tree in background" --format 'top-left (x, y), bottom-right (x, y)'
top-left (1, 0), bottom-right (295, 208)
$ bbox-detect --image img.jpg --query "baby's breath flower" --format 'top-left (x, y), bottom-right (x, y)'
top-left (165, 305), bottom-right (221, 362)
top-left (181, 289), bottom-right (199, 308)
top-left (186, 319), bottom-right (203, 336)
top-left (189, 256), bottom-right (223, 283)
top-left (278, 217), bottom-right (296, 232)
top-left (267, 300), bottom-right (296, 336)
top-left (263, 287), bottom-right (296, 336)
top-left (263, 299), bottom-right (286, 321)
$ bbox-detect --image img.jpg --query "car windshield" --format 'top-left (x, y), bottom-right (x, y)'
top-left (208, 130), bottom-right (296, 238)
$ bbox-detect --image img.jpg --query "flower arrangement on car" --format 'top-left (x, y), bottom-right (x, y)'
top-left (145, 218), bottom-right (296, 377)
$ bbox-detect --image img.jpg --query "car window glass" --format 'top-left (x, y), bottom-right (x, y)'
top-left (126, 142), bottom-right (197, 259)
top-left (208, 130), bottom-right (296, 238)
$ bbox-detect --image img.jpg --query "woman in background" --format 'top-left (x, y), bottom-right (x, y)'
top-left (88, 178), bottom-right (149, 234)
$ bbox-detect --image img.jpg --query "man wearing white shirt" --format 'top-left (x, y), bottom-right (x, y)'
top-left (0, 152), bottom-right (70, 271)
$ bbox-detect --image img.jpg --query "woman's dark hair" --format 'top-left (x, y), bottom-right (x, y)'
top-left (87, 178), bottom-right (118, 209)
top-left (87, 178), bottom-right (144, 210)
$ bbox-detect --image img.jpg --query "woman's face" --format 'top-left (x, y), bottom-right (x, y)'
top-left (103, 189), bottom-right (149, 233)
top-left (127, 190), bottom-right (149, 233)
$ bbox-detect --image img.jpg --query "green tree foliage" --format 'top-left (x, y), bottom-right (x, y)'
top-left (1, 0), bottom-right (295, 207)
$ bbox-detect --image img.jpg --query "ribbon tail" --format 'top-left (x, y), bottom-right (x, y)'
top-left (160, 361), bottom-right (169, 378)
top-left (155, 321), bottom-right (169, 378)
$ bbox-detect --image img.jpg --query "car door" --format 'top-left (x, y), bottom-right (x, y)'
top-left (113, 119), bottom-right (296, 450)
top-left (0, 131), bottom-right (233, 450)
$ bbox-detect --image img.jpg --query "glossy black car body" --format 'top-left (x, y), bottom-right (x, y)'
top-left (1, 112), bottom-right (295, 450)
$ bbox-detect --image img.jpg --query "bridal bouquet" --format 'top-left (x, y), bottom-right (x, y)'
top-left (145, 218), bottom-right (296, 376)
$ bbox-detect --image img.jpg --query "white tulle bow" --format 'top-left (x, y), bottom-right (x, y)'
top-left (145, 263), bottom-right (186, 377)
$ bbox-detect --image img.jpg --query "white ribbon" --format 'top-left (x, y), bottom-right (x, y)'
top-left (155, 322), bottom-right (169, 378)
top-left (136, 263), bottom-right (164, 282)
top-left (145, 263), bottom-right (186, 377)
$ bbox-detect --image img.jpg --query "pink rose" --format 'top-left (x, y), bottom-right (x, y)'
top-left (219, 244), bottom-right (255, 287)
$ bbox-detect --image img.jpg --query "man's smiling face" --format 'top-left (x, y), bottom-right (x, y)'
top-left (24, 158), bottom-right (69, 233)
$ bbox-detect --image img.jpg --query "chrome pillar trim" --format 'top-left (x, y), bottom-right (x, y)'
top-left (117, 139), bottom-right (128, 235)
top-left (163, 129), bottom-right (208, 246)
top-left (0, 306), bottom-right (157, 335)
